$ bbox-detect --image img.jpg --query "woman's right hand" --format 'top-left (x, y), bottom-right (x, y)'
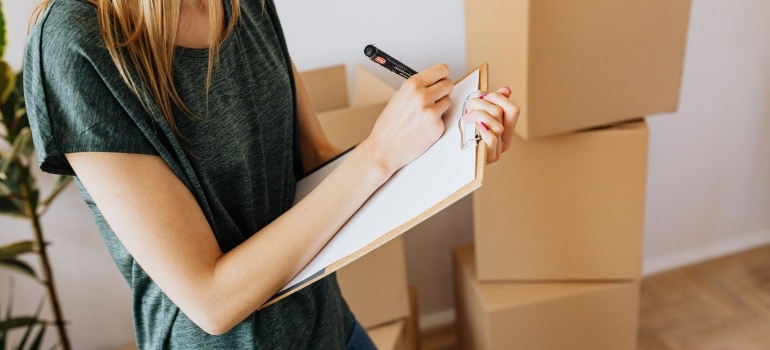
top-left (358, 63), bottom-right (454, 175)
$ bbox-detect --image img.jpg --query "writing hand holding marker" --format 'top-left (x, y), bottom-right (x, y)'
top-left (359, 46), bottom-right (453, 173)
top-left (363, 44), bottom-right (520, 164)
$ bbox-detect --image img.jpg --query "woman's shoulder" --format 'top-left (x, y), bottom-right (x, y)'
top-left (29, 0), bottom-right (104, 54)
top-left (34, 0), bottom-right (97, 27)
top-left (26, 0), bottom-right (119, 88)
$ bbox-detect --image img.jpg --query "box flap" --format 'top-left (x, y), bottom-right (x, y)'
top-left (300, 65), bottom-right (349, 113)
top-left (352, 65), bottom-right (397, 107)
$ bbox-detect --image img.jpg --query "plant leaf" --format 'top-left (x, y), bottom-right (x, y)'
top-left (0, 241), bottom-right (34, 260)
top-left (0, 193), bottom-right (27, 218)
top-left (0, 260), bottom-right (36, 280)
top-left (2, 290), bottom-right (8, 348)
top-left (1, 324), bottom-right (7, 350)
top-left (14, 70), bottom-right (29, 133)
top-left (0, 199), bottom-right (25, 218)
top-left (26, 324), bottom-right (46, 350)
top-left (16, 297), bottom-right (46, 350)
top-left (0, 180), bottom-right (25, 217)
top-left (0, 128), bottom-right (31, 176)
top-left (0, 0), bottom-right (6, 58)
top-left (0, 154), bottom-right (32, 218)
top-left (2, 70), bottom-right (29, 148)
top-left (0, 317), bottom-right (38, 333)
top-left (1, 129), bottom-right (40, 215)
top-left (0, 62), bottom-right (13, 121)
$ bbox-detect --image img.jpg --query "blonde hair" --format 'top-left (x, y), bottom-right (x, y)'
top-left (32, 0), bottom-right (243, 136)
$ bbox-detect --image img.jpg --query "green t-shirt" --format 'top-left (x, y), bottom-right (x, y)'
top-left (24, 0), bottom-right (353, 348)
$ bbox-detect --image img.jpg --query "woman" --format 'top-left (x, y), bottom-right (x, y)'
top-left (24, 0), bottom-right (518, 348)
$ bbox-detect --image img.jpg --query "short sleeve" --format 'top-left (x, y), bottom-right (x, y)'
top-left (24, 2), bottom-right (157, 176)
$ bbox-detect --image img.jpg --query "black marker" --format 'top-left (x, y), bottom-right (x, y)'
top-left (364, 44), bottom-right (417, 79)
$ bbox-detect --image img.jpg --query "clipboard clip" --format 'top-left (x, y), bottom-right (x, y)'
top-left (459, 90), bottom-right (485, 150)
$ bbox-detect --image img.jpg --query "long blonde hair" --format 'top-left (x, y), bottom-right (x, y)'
top-left (32, 0), bottom-right (242, 136)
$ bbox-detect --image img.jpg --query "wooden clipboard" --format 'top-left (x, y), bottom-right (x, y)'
top-left (261, 63), bottom-right (489, 308)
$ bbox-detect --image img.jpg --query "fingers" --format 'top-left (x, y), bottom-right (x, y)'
top-left (462, 86), bottom-right (521, 164)
top-left (481, 86), bottom-right (519, 152)
top-left (404, 63), bottom-right (454, 110)
top-left (409, 63), bottom-right (451, 87)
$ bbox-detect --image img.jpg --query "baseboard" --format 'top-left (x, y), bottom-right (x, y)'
top-left (642, 229), bottom-right (770, 276)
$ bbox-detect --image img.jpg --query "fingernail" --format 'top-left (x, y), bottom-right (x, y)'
top-left (479, 93), bottom-right (487, 100)
top-left (480, 122), bottom-right (490, 131)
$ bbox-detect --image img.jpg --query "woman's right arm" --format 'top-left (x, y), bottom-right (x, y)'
top-left (66, 64), bottom-right (454, 335)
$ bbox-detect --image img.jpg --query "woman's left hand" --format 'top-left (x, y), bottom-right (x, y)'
top-left (461, 86), bottom-right (519, 164)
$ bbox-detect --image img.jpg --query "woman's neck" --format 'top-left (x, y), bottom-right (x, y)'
top-left (176, 0), bottom-right (224, 49)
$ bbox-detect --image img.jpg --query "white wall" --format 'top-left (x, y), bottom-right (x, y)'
top-left (642, 0), bottom-right (770, 274)
top-left (1, 0), bottom-right (769, 349)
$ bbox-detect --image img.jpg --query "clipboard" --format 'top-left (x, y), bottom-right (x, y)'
top-left (261, 63), bottom-right (489, 308)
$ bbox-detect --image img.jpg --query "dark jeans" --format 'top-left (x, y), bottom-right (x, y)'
top-left (345, 319), bottom-right (376, 350)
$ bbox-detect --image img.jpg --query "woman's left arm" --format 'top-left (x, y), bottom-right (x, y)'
top-left (292, 63), bottom-right (345, 172)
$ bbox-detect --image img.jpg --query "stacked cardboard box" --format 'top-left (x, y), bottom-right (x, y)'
top-left (466, 0), bottom-right (692, 140)
top-left (474, 121), bottom-right (649, 282)
top-left (453, 245), bottom-right (639, 350)
top-left (300, 65), bottom-right (420, 348)
top-left (457, 0), bottom-right (692, 348)
top-left (337, 237), bottom-right (411, 329)
top-left (337, 238), bottom-right (420, 350)
top-left (361, 286), bottom-right (421, 350)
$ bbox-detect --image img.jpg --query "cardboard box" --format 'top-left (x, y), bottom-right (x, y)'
top-left (337, 236), bottom-right (411, 329)
top-left (367, 319), bottom-right (408, 350)
top-left (405, 285), bottom-right (421, 350)
top-left (453, 244), bottom-right (640, 350)
top-left (466, 0), bottom-right (691, 139)
top-left (300, 64), bottom-right (349, 113)
top-left (315, 102), bottom-right (388, 149)
top-left (473, 121), bottom-right (648, 281)
top-left (364, 286), bottom-right (420, 350)
top-left (351, 65), bottom-right (400, 107)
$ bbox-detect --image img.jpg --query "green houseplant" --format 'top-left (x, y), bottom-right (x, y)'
top-left (0, 1), bottom-right (73, 349)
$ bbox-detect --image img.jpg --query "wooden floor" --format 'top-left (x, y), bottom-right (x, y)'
top-left (639, 244), bottom-right (770, 350)
top-left (420, 244), bottom-right (770, 350)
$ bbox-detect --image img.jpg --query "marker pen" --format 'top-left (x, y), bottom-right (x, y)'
top-left (364, 44), bottom-right (417, 79)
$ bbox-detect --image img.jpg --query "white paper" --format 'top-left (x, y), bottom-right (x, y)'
top-left (281, 69), bottom-right (481, 293)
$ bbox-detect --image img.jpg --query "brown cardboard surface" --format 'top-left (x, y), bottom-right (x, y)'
top-left (405, 285), bottom-right (421, 350)
top-left (352, 65), bottom-right (397, 107)
top-left (466, 0), bottom-right (691, 139)
top-left (337, 236), bottom-right (411, 329)
top-left (364, 286), bottom-right (419, 350)
top-left (453, 245), bottom-right (640, 350)
top-left (317, 102), bottom-right (387, 149)
top-left (473, 121), bottom-right (648, 281)
top-left (299, 64), bottom-right (349, 113)
top-left (367, 320), bottom-right (407, 350)
top-left (302, 64), bottom-right (394, 149)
